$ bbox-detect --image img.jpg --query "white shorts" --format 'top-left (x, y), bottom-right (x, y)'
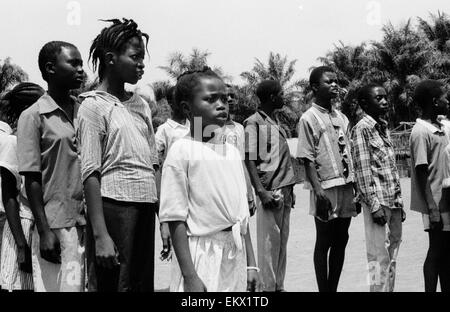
top-left (170, 231), bottom-right (247, 292)
top-left (32, 226), bottom-right (85, 292)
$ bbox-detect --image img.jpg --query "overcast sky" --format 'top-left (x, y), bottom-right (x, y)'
top-left (1, 0), bottom-right (449, 89)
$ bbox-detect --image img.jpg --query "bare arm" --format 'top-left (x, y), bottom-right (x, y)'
top-left (415, 164), bottom-right (440, 223)
top-left (24, 172), bottom-right (60, 263)
top-left (2, 168), bottom-right (27, 248)
top-left (169, 221), bottom-right (206, 292)
top-left (303, 158), bottom-right (332, 219)
top-left (244, 224), bottom-right (261, 291)
top-left (84, 172), bottom-right (119, 269)
top-left (303, 158), bottom-right (327, 197)
top-left (23, 173), bottom-right (48, 234)
top-left (1, 168), bottom-right (32, 272)
top-left (244, 158), bottom-right (275, 209)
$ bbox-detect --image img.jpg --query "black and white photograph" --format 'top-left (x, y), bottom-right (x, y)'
top-left (1, 0), bottom-right (450, 301)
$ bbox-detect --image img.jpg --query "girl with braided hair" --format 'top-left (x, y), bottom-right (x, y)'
top-left (159, 67), bottom-right (261, 292)
top-left (0, 82), bottom-right (44, 291)
top-left (77, 18), bottom-right (159, 292)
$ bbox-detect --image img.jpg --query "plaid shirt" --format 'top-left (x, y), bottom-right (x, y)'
top-left (351, 114), bottom-right (403, 212)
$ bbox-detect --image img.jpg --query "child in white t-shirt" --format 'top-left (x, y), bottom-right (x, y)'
top-left (159, 67), bottom-right (261, 292)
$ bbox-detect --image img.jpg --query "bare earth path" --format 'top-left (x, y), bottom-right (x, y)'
top-left (154, 178), bottom-right (429, 292)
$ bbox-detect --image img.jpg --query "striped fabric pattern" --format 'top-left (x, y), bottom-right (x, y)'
top-left (0, 218), bottom-right (34, 291)
top-left (77, 91), bottom-right (158, 203)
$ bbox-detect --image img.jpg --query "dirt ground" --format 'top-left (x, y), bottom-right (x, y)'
top-left (154, 178), bottom-right (432, 292)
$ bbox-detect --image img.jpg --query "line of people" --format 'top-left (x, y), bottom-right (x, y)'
top-left (0, 18), bottom-right (449, 292)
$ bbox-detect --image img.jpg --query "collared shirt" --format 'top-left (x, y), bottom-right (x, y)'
top-left (17, 93), bottom-right (85, 229)
top-left (155, 118), bottom-right (190, 165)
top-left (351, 114), bottom-right (403, 213)
top-left (77, 91), bottom-right (158, 203)
top-left (244, 110), bottom-right (296, 191)
top-left (297, 103), bottom-right (354, 190)
top-left (410, 119), bottom-right (449, 215)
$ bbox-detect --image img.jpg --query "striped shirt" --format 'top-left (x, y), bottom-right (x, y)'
top-left (77, 91), bottom-right (158, 203)
top-left (297, 104), bottom-right (354, 190)
top-left (351, 114), bottom-right (403, 213)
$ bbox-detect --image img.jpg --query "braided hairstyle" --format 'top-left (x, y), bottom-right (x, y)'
top-left (0, 82), bottom-right (45, 130)
top-left (89, 18), bottom-right (149, 81)
top-left (174, 66), bottom-right (221, 109)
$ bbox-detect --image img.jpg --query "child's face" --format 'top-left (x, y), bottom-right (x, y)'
top-left (51, 46), bottom-right (84, 90)
top-left (189, 77), bottom-right (229, 128)
top-left (226, 86), bottom-right (238, 113)
top-left (435, 88), bottom-right (449, 116)
top-left (316, 72), bottom-right (340, 101)
top-left (114, 36), bottom-right (145, 85)
top-left (271, 89), bottom-right (285, 109)
top-left (366, 86), bottom-right (389, 118)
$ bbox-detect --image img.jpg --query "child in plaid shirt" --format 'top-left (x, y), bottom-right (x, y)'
top-left (351, 84), bottom-right (405, 292)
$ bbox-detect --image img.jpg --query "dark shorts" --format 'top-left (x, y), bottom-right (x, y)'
top-left (86, 198), bottom-right (156, 292)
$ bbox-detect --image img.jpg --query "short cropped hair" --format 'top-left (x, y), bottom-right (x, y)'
top-left (309, 66), bottom-right (335, 88)
top-left (357, 83), bottom-right (383, 105)
top-left (38, 41), bottom-right (77, 82)
top-left (255, 80), bottom-right (282, 103)
top-left (413, 79), bottom-right (445, 110)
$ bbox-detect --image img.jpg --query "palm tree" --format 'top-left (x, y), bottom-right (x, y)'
top-left (240, 52), bottom-right (303, 136)
top-left (159, 48), bottom-right (230, 82)
top-left (417, 11), bottom-right (450, 82)
top-left (0, 57), bottom-right (29, 93)
top-left (418, 11), bottom-right (450, 53)
top-left (151, 80), bottom-right (173, 102)
top-left (367, 20), bottom-right (434, 124)
top-left (317, 41), bottom-right (370, 88)
top-left (240, 52), bottom-right (302, 96)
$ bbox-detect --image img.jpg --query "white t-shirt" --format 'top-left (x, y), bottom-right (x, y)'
top-left (211, 121), bottom-right (245, 159)
top-left (159, 137), bottom-right (249, 248)
top-left (0, 126), bottom-right (33, 220)
top-left (155, 119), bottom-right (190, 165)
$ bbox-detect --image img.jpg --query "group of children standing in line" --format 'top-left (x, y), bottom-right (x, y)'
top-left (0, 18), bottom-right (449, 293)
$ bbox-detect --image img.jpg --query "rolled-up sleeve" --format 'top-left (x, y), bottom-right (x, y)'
top-left (17, 109), bottom-right (41, 174)
top-left (76, 99), bottom-right (105, 183)
top-left (159, 144), bottom-right (189, 222)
